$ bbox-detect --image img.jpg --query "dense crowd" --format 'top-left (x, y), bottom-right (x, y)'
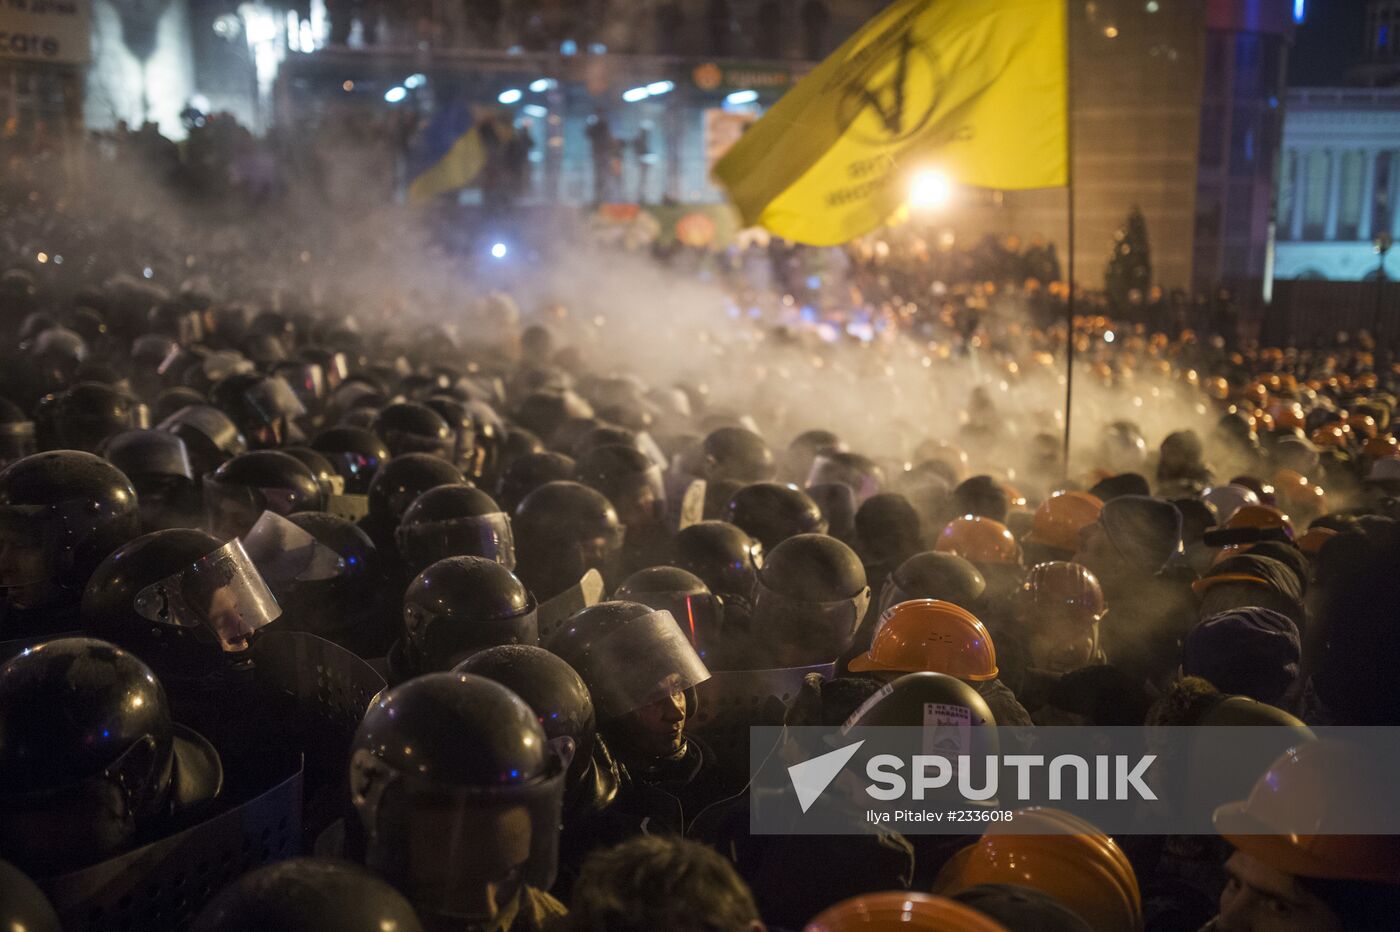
top-left (0, 135), bottom-right (1398, 932)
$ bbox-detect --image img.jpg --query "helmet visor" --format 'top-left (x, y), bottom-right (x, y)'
top-left (354, 754), bottom-right (566, 921)
top-left (566, 608), bottom-right (711, 721)
top-left (242, 510), bottom-right (345, 598)
top-left (806, 453), bottom-right (881, 504)
top-left (133, 539), bottom-right (281, 650)
top-left (246, 376), bottom-right (307, 423)
top-left (159, 405), bottom-right (247, 457)
top-left (752, 576), bottom-right (872, 657)
top-left (396, 511), bottom-right (517, 572)
top-left (204, 474), bottom-right (317, 539)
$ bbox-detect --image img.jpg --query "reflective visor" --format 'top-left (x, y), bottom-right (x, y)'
top-left (397, 511), bottom-right (516, 572)
top-left (562, 608), bottom-right (710, 721)
top-left (133, 539), bottom-right (281, 650)
top-left (354, 751), bottom-right (566, 921)
top-left (242, 510), bottom-right (345, 596)
top-left (246, 376), bottom-right (307, 423)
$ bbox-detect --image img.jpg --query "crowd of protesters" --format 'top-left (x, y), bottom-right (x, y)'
top-left (0, 126), bottom-right (1397, 932)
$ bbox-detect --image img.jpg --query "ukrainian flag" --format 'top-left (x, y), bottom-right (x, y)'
top-left (714, 0), bottom-right (1067, 245)
top-left (408, 102), bottom-right (488, 205)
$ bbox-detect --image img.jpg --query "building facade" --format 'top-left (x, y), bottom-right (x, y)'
top-left (1272, 87), bottom-right (1400, 281)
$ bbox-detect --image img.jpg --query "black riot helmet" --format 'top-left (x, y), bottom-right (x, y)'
top-left (703, 426), bottom-right (775, 483)
top-left (27, 326), bottom-right (87, 391)
top-left (102, 429), bottom-right (200, 532)
top-left (281, 446), bottom-right (345, 500)
top-left (843, 671), bottom-right (997, 729)
top-left (514, 481), bottom-right (626, 601)
top-left (282, 512), bottom-right (392, 657)
top-left (210, 372), bottom-right (306, 449)
top-left (349, 673), bottom-right (567, 925)
top-left (454, 645), bottom-right (597, 786)
top-left (614, 565), bottom-right (723, 661)
top-left (751, 533), bottom-right (871, 668)
top-left (879, 551), bottom-right (987, 616)
top-left (153, 388), bottom-right (208, 422)
top-left (365, 453), bottom-right (465, 534)
top-left (271, 360), bottom-right (327, 417)
top-left (463, 399), bottom-right (507, 486)
top-left (496, 450), bottom-right (575, 515)
top-left (0, 638), bottom-right (222, 876)
top-left (0, 860), bottom-right (61, 932)
top-left (545, 600), bottom-right (710, 726)
top-left (396, 484), bottom-right (514, 575)
top-left (82, 529), bottom-right (282, 688)
top-left (311, 425), bottom-right (390, 495)
top-left (39, 381), bottom-right (149, 453)
top-left (783, 428), bottom-right (845, 483)
top-left (204, 450), bottom-right (325, 540)
top-left (158, 404), bottom-right (248, 478)
top-left (397, 556), bottom-right (537, 678)
top-left (514, 389), bottom-right (595, 445)
top-left (423, 395), bottom-right (479, 473)
top-left (501, 425), bottom-right (545, 463)
top-left (574, 444), bottom-right (667, 532)
top-left (671, 519), bottom-right (764, 603)
top-left (191, 858), bottom-right (423, 932)
top-left (0, 451), bottom-right (140, 610)
top-left (0, 396), bottom-right (37, 468)
top-left (722, 481), bottom-right (827, 552)
top-left (806, 451), bottom-right (885, 505)
top-left (371, 402), bottom-right (455, 460)
top-left (300, 346), bottom-right (350, 392)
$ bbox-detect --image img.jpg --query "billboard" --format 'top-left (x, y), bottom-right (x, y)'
top-left (0, 0), bottom-right (91, 64)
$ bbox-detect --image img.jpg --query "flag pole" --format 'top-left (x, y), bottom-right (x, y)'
top-left (1060, 0), bottom-right (1077, 481)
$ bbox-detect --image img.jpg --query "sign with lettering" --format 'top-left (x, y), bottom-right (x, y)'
top-left (0, 0), bottom-right (91, 64)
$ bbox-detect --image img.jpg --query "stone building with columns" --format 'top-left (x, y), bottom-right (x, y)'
top-left (1272, 89), bottom-right (1400, 281)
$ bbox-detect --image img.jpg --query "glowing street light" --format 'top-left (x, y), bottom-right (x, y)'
top-left (498, 88), bottom-right (523, 105)
top-left (384, 86), bottom-right (407, 103)
top-left (490, 242), bottom-right (509, 259)
top-left (908, 169), bottom-right (953, 210)
top-left (725, 89), bottom-right (759, 105)
top-left (622, 87), bottom-right (651, 103)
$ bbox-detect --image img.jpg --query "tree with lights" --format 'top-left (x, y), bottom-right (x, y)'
top-left (1105, 205), bottom-right (1152, 313)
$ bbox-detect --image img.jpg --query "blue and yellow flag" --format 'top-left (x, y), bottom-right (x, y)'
top-left (714, 0), bottom-right (1067, 245)
top-left (408, 102), bottom-right (488, 205)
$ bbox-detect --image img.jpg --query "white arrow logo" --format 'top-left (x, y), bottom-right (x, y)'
top-left (787, 740), bottom-right (865, 813)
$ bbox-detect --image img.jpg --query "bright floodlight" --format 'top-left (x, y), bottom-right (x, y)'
top-left (490, 242), bottom-right (508, 259)
top-left (498, 88), bottom-right (523, 105)
top-left (384, 86), bottom-right (407, 103)
top-left (726, 89), bottom-right (759, 105)
top-left (529, 78), bottom-right (556, 93)
top-left (404, 73), bottom-right (426, 89)
top-left (522, 104), bottom-right (548, 118)
top-left (646, 81), bottom-right (675, 96)
top-left (1104, 330), bottom-right (1116, 343)
top-left (908, 169), bottom-right (953, 210)
top-left (622, 87), bottom-right (650, 103)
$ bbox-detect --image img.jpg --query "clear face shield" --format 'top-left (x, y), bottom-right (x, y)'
top-left (132, 539), bottom-right (282, 652)
top-left (203, 474), bottom-right (319, 541)
top-left (630, 591), bottom-right (725, 663)
top-left (159, 405), bottom-right (246, 459)
top-left (351, 751), bottom-right (567, 924)
top-left (274, 363), bottom-right (327, 411)
top-left (612, 465), bottom-right (668, 532)
top-left (806, 453), bottom-right (881, 505)
top-left (752, 575), bottom-right (872, 662)
top-left (561, 608), bottom-right (712, 723)
top-left (241, 510), bottom-right (345, 601)
top-left (396, 511), bottom-right (517, 572)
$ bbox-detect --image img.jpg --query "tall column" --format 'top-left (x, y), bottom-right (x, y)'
top-left (1325, 148), bottom-right (1342, 241)
top-left (1291, 148), bottom-right (1306, 241)
top-left (1360, 149), bottom-right (1378, 241)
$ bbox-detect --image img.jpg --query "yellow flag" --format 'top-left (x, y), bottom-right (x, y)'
top-left (409, 125), bottom-right (487, 206)
top-left (714, 0), bottom-right (1067, 245)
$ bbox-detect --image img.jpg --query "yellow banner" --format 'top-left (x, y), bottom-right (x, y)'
top-left (714, 0), bottom-right (1067, 245)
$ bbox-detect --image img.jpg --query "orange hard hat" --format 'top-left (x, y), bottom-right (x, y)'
top-left (1296, 526), bottom-right (1337, 556)
top-left (1271, 469), bottom-right (1327, 519)
top-left (804, 892), bottom-right (1008, 932)
top-left (1225, 504), bottom-right (1295, 539)
top-left (937, 516), bottom-right (1022, 565)
top-left (1023, 491), bottom-right (1104, 554)
top-left (1349, 413), bottom-right (1379, 440)
top-left (1267, 401), bottom-right (1306, 431)
top-left (1214, 741), bottom-right (1400, 884)
top-left (1364, 435), bottom-right (1399, 460)
top-left (849, 599), bottom-right (998, 681)
top-left (934, 808), bottom-right (1144, 932)
top-left (1017, 561), bottom-right (1106, 628)
top-left (1310, 424), bottom-right (1350, 448)
top-left (1242, 382), bottom-right (1269, 409)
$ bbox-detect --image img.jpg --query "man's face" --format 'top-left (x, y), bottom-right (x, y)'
top-left (609, 688), bottom-right (688, 762)
top-left (1211, 851), bottom-right (1342, 932)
